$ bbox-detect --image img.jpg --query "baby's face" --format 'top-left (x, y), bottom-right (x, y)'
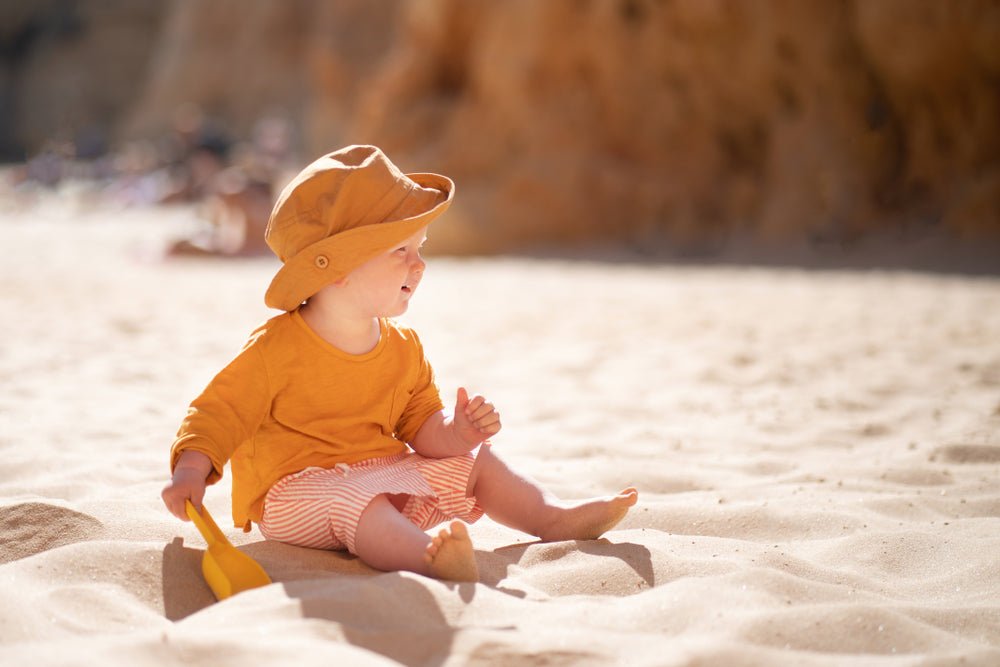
top-left (342, 228), bottom-right (429, 318)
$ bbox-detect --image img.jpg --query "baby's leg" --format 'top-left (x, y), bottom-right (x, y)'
top-left (353, 494), bottom-right (478, 582)
top-left (468, 447), bottom-right (638, 542)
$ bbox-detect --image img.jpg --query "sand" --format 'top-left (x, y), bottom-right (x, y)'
top-left (1, 193), bottom-right (999, 666)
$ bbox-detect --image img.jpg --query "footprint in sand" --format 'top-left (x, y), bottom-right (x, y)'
top-left (0, 502), bottom-right (104, 564)
top-left (929, 444), bottom-right (1000, 464)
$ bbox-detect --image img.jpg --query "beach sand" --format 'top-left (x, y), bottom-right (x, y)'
top-left (1, 196), bottom-right (998, 666)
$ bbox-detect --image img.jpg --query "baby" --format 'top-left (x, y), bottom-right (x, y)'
top-left (161, 145), bottom-right (638, 581)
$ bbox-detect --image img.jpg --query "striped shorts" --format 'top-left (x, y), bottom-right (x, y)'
top-left (259, 449), bottom-right (485, 554)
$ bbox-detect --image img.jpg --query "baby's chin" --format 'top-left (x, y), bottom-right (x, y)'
top-left (381, 300), bottom-right (411, 318)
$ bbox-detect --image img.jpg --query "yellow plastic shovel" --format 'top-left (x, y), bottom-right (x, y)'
top-left (185, 500), bottom-right (271, 600)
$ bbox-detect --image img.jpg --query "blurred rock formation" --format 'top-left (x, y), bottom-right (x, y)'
top-left (0, 0), bottom-right (167, 161)
top-left (3, 0), bottom-right (998, 252)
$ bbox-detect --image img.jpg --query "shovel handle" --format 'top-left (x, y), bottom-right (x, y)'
top-left (185, 500), bottom-right (230, 549)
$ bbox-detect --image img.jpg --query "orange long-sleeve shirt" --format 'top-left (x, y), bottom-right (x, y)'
top-left (170, 311), bottom-right (444, 529)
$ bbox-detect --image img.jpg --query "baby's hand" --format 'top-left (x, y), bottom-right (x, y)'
top-left (453, 386), bottom-right (501, 446)
top-left (161, 451), bottom-right (212, 521)
top-left (161, 469), bottom-right (206, 521)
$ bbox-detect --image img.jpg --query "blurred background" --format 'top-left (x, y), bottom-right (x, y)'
top-left (2, 0), bottom-right (998, 267)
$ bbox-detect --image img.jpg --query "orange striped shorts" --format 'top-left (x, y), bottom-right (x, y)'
top-left (259, 449), bottom-right (485, 554)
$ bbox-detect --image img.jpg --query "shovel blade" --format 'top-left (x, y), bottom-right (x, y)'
top-left (203, 544), bottom-right (272, 600)
top-left (185, 500), bottom-right (272, 600)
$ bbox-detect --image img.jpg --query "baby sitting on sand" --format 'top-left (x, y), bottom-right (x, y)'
top-left (161, 145), bottom-right (638, 581)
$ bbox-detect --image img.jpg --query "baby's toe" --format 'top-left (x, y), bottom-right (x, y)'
top-left (426, 538), bottom-right (441, 557)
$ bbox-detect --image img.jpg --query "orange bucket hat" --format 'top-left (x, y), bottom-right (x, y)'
top-left (264, 145), bottom-right (454, 311)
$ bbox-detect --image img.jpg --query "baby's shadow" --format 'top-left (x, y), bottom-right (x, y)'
top-left (241, 538), bottom-right (368, 580)
top-left (284, 569), bottom-right (471, 667)
top-left (480, 538), bottom-right (655, 594)
top-left (161, 536), bottom-right (360, 621)
top-left (163, 536), bottom-right (463, 666)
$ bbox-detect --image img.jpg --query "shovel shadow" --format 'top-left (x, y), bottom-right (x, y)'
top-left (161, 536), bottom-right (217, 621)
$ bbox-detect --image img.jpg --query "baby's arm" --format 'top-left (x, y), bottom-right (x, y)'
top-left (161, 450), bottom-right (213, 521)
top-left (410, 387), bottom-right (501, 458)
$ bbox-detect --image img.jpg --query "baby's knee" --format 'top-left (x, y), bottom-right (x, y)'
top-left (466, 443), bottom-right (498, 495)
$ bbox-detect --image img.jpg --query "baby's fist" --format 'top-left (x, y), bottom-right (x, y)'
top-left (456, 387), bottom-right (501, 441)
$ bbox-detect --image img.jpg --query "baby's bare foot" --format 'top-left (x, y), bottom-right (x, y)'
top-left (540, 487), bottom-right (639, 542)
top-left (423, 521), bottom-right (479, 582)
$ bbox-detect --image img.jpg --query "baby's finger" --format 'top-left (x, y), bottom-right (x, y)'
top-left (467, 401), bottom-right (496, 422)
top-left (464, 394), bottom-right (485, 415)
top-left (477, 418), bottom-right (501, 436)
top-left (474, 411), bottom-right (501, 429)
top-left (171, 499), bottom-right (190, 521)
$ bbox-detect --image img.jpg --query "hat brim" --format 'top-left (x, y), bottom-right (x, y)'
top-left (264, 172), bottom-right (453, 311)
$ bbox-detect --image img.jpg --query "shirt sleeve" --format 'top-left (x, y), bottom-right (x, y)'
top-left (169, 340), bottom-right (272, 484)
top-left (394, 329), bottom-right (444, 445)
